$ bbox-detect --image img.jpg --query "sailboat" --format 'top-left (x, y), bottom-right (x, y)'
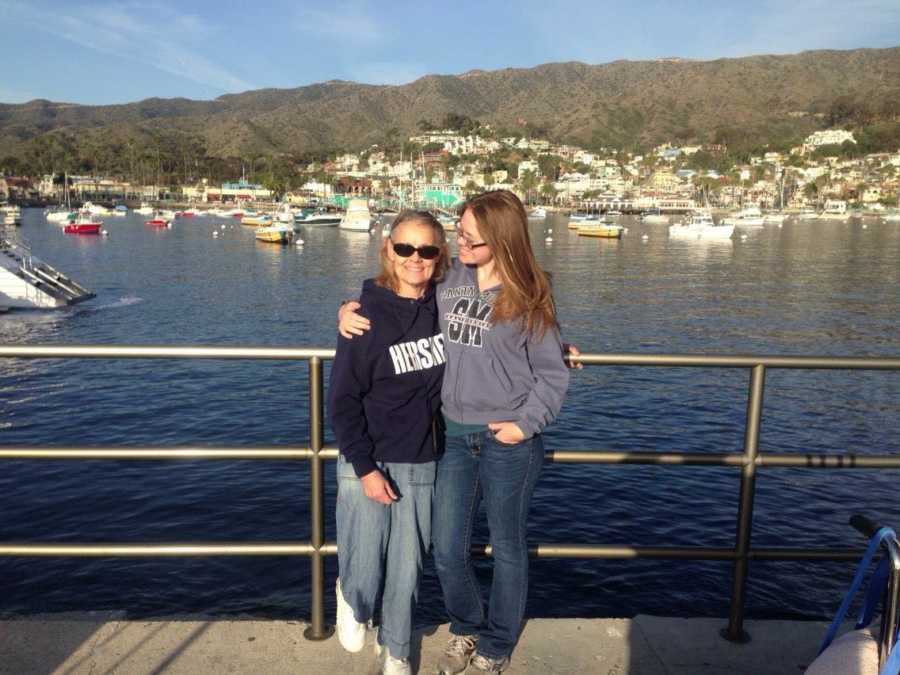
top-left (46, 173), bottom-right (77, 223)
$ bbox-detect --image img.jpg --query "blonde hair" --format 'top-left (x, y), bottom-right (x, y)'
top-left (459, 190), bottom-right (557, 339)
top-left (375, 210), bottom-right (449, 293)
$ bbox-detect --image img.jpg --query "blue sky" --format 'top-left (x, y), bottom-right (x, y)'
top-left (1, 0), bottom-right (898, 105)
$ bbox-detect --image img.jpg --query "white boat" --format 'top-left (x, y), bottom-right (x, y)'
top-left (82, 201), bottom-right (110, 216)
top-left (819, 200), bottom-right (849, 220)
top-left (299, 209), bottom-right (342, 227)
top-left (669, 210), bottom-right (734, 240)
top-left (640, 207), bottom-right (669, 224)
top-left (275, 203), bottom-right (296, 224)
top-left (46, 209), bottom-right (76, 224)
top-left (2, 205), bottom-right (22, 226)
top-left (339, 199), bottom-right (372, 232)
top-left (883, 211), bottom-right (900, 223)
top-left (763, 212), bottom-right (786, 225)
top-left (722, 206), bottom-right (764, 228)
top-left (528, 208), bottom-right (547, 219)
top-left (0, 232), bottom-right (95, 308)
top-left (606, 209), bottom-right (623, 217)
top-left (135, 202), bottom-right (154, 215)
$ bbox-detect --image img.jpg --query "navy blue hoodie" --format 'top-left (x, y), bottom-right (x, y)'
top-left (328, 278), bottom-right (446, 478)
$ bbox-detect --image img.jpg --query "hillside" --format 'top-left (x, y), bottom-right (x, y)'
top-left (1, 47), bottom-right (898, 168)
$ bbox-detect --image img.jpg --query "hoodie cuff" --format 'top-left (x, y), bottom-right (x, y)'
top-left (350, 455), bottom-right (377, 479)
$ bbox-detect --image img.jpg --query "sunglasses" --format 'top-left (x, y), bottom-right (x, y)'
top-left (391, 241), bottom-right (441, 260)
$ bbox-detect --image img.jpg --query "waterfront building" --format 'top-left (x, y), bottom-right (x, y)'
top-left (518, 160), bottom-right (540, 177)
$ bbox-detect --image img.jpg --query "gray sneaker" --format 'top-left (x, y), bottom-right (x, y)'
top-left (436, 634), bottom-right (478, 674)
top-left (468, 653), bottom-right (510, 674)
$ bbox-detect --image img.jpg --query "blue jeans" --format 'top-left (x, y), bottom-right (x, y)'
top-left (336, 456), bottom-right (435, 660)
top-left (432, 431), bottom-right (544, 660)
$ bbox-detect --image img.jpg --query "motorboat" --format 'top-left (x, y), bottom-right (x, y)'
top-left (112, 205), bottom-right (128, 216)
top-left (299, 209), bottom-right (342, 227)
top-left (46, 209), bottom-right (76, 224)
top-left (528, 207), bottom-right (547, 219)
top-left (144, 212), bottom-right (171, 227)
top-left (763, 212), bottom-right (786, 225)
top-left (606, 209), bottom-right (623, 217)
top-left (64, 213), bottom-right (102, 234)
top-left (2, 205), bottom-right (22, 226)
top-left (135, 202), bottom-right (154, 215)
top-left (576, 220), bottom-right (624, 239)
top-left (639, 207), bottom-right (669, 224)
top-left (255, 223), bottom-right (293, 244)
top-left (669, 210), bottom-right (734, 240)
top-left (819, 200), bottom-right (849, 220)
top-left (339, 199), bottom-right (373, 232)
top-left (567, 211), bottom-right (597, 229)
top-left (82, 201), bottom-right (110, 216)
top-left (241, 214), bottom-right (273, 227)
top-left (0, 232), bottom-right (95, 308)
top-left (275, 203), bottom-right (296, 224)
top-left (722, 206), bottom-right (764, 228)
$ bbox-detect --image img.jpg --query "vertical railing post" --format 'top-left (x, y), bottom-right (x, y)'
top-left (722, 364), bottom-right (766, 642)
top-left (304, 356), bottom-right (334, 640)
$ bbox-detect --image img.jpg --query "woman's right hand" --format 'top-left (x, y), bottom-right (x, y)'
top-left (338, 301), bottom-right (370, 339)
top-left (360, 470), bottom-right (398, 505)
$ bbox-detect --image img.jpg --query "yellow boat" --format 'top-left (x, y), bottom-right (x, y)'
top-left (577, 222), bottom-right (624, 239)
top-left (254, 225), bottom-right (293, 244)
top-left (242, 214), bottom-right (273, 226)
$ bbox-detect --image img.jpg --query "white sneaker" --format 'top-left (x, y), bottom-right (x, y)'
top-left (335, 578), bottom-right (366, 653)
top-left (374, 641), bottom-right (412, 675)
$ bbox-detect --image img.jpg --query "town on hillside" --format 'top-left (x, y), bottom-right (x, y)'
top-left (2, 124), bottom-right (899, 215)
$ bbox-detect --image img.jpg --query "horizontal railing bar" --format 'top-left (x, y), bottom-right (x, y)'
top-left (0, 345), bottom-right (333, 360)
top-left (571, 353), bottom-right (900, 369)
top-left (0, 542), bottom-right (861, 561)
top-left (0, 543), bottom-right (316, 556)
top-left (546, 450), bottom-right (743, 465)
top-left (0, 447), bottom-right (341, 460)
top-left (2, 448), bottom-right (897, 468)
top-left (757, 454), bottom-right (900, 468)
top-left (1, 345), bottom-right (898, 370)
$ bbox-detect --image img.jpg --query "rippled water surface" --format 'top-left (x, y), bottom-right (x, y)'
top-left (1, 209), bottom-right (898, 623)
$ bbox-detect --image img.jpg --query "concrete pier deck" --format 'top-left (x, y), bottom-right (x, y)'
top-left (0, 614), bottom-right (831, 674)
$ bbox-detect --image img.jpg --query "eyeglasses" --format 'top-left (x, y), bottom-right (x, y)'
top-left (391, 241), bottom-right (441, 260)
top-left (454, 225), bottom-right (488, 249)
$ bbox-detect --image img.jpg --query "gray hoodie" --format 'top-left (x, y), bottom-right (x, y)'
top-left (437, 259), bottom-right (569, 437)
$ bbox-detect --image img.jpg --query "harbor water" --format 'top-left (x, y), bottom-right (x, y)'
top-left (1, 209), bottom-right (898, 625)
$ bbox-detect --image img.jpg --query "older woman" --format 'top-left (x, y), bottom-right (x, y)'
top-left (329, 210), bottom-right (449, 675)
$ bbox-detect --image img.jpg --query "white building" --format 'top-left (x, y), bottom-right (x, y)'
top-left (518, 160), bottom-right (540, 177)
top-left (805, 129), bottom-right (856, 147)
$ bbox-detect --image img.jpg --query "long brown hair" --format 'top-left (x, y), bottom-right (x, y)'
top-left (460, 190), bottom-right (557, 338)
top-left (375, 210), bottom-right (449, 293)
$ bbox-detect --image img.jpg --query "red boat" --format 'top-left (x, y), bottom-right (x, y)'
top-left (144, 218), bottom-right (169, 227)
top-left (64, 222), bottom-right (101, 235)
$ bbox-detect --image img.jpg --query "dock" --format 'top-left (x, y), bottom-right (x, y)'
top-left (0, 614), bottom-right (833, 674)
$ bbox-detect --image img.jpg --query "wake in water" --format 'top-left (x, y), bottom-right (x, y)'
top-left (90, 295), bottom-right (144, 310)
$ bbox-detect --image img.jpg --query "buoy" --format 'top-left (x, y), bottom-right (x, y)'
top-left (623, 227), bottom-right (629, 233)
top-left (778, 223), bottom-right (783, 228)
top-left (220, 224), bottom-right (226, 230)
top-left (166, 222), bottom-right (172, 228)
top-left (295, 238), bottom-right (305, 246)
top-left (101, 230), bottom-right (109, 237)
top-left (740, 234), bottom-right (748, 240)
top-left (641, 234), bottom-right (649, 240)
top-left (213, 232), bottom-right (219, 238)
top-left (545, 236), bottom-right (553, 242)
top-left (862, 224), bottom-right (868, 229)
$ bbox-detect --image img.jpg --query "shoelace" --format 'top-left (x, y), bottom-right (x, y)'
top-left (446, 635), bottom-right (478, 656)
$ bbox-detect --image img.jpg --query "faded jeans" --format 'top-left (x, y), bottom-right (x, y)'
top-left (432, 431), bottom-right (544, 660)
top-left (336, 455), bottom-right (435, 660)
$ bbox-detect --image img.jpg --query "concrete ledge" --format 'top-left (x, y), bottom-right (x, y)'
top-left (0, 614), bottom-right (830, 674)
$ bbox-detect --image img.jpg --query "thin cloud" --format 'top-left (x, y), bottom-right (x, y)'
top-left (4, 1), bottom-right (256, 95)
top-left (352, 61), bottom-right (427, 86)
top-left (295, 1), bottom-right (383, 43)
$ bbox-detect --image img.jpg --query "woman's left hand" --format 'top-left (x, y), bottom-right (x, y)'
top-left (488, 421), bottom-right (526, 444)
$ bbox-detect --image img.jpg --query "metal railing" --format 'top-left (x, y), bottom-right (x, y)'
top-left (0, 345), bottom-right (898, 643)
